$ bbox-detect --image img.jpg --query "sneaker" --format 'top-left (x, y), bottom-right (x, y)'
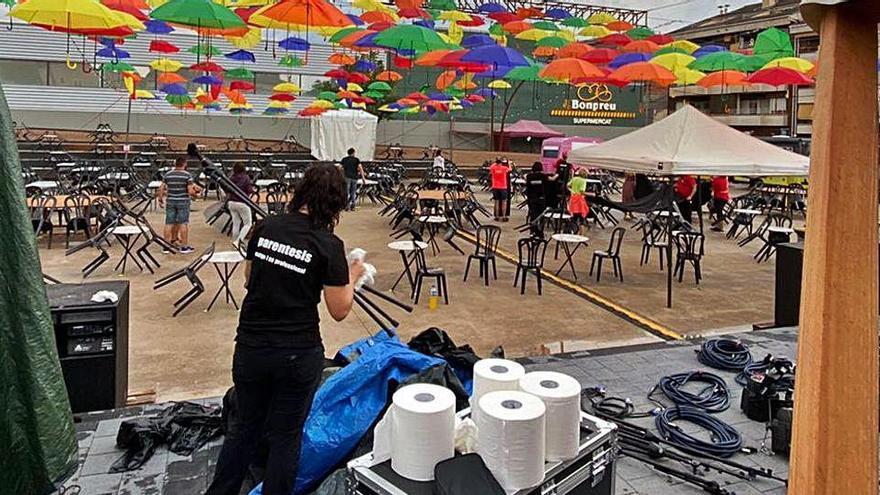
top-left (179, 246), bottom-right (195, 254)
top-left (162, 247), bottom-right (172, 254)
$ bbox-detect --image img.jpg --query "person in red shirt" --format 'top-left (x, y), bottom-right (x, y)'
top-left (489, 158), bottom-right (511, 222)
top-left (674, 175), bottom-right (697, 221)
top-left (710, 176), bottom-right (731, 231)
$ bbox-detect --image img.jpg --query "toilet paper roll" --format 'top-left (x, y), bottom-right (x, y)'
top-left (519, 371), bottom-right (582, 461)
top-left (477, 391), bottom-right (546, 492)
top-left (390, 383), bottom-right (456, 481)
top-left (472, 359), bottom-right (526, 423)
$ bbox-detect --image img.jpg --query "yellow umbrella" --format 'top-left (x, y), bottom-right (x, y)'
top-left (667, 40), bottom-right (700, 54)
top-left (578, 25), bottom-right (611, 38)
top-left (438, 10), bottom-right (471, 22)
top-left (762, 57), bottom-right (815, 73)
top-left (651, 53), bottom-right (697, 72)
top-left (227, 27), bottom-right (262, 49)
top-left (149, 58), bottom-right (182, 72)
top-left (378, 104), bottom-right (399, 112)
top-left (447, 20), bottom-right (463, 44)
top-left (228, 102), bottom-right (253, 110)
top-left (228, 0), bottom-right (273, 6)
top-left (516, 29), bottom-right (553, 41)
top-left (557, 29), bottom-right (575, 42)
top-left (10, 0), bottom-right (130, 32)
top-left (273, 82), bottom-right (301, 93)
top-left (148, 0), bottom-right (169, 6)
top-left (346, 82), bottom-right (364, 92)
top-left (437, 32), bottom-right (455, 45)
top-left (134, 89), bottom-right (156, 99)
top-left (311, 100), bottom-right (336, 109)
top-left (587, 12), bottom-right (618, 25)
top-left (268, 100), bottom-right (291, 109)
top-left (673, 68), bottom-right (706, 85)
top-left (488, 79), bottom-right (511, 89)
top-left (353, 0), bottom-right (397, 17)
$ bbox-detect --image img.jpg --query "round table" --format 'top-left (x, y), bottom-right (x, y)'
top-left (255, 179), bottom-right (279, 187)
top-left (433, 178), bottom-right (458, 186)
top-left (551, 234), bottom-right (590, 280)
top-left (99, 172), bottom-right (131, 181)
top-left (734, 209), bottom-right (763, 216)
top-left (206, 251), bottom-right (245, 311)
top-left (544, 212), bottom-right (571, 220)
top-left (768, 226), bottom-right (794, 235)
top-left (111, 225), bottom-right (146, 275)
top-left (388, 240), bottom-right (429, 292)
top-left (26, 180), bottom-right (59, 191)
top-left (358, 179), bottom-right (379, 186)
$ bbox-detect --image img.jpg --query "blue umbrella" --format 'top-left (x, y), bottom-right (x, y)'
top-left (193, 75), bottom-right (222, 85)
top-left (225, 49), bottom-right (256, 63)
top-left (693, 44), bottom-right (728, 58)
top-left (461, 45), bottom-right (529, 68)
top-left (347, 14), bottom-right (365, 26)
top-left (388, 102), bottom-right (403, 110)
top-left (98, 37), bottom-right (115, 47)
top-left (145, 20), bottom-right (174, 35)
top-left (462, 34), bottom-right (496, 48)
top-left (96, 46), bottom-right (130, 59)
top-left (354, 32), bottom-right (379, 48)
top-left (460, 100), bottom-right (474, 108)
top-left (475, 88), bottom-right (497, 98)
top-left (608, 52), bottom-right (651, 69)
top-left (278, 37), bottom-right (310, 51)
top-left (398, 48), bottom-right (417, 57)
top-left (428, 92), bottom-right (453, 101)
top-left (161, 83), bottom-right (188, 95)
top-left (478, 2), bottom-right (506, 13)
top-left (353, 59), bottom-right (377, 72)
top-left (545, 7), bottom-right (572, 19)
top-left (472, 65), bottom-right (512, 79)
top-left (413, 19), bottom-right (434, 29)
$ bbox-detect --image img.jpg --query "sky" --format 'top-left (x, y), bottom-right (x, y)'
top-left (591, 0), bottom-right (760, 31)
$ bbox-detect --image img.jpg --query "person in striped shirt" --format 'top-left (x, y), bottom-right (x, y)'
top-left (157, 156), bottom-right (201, 254)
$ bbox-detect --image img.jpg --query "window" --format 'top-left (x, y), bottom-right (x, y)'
top-left (0, 59), bottom-right (47, 85)
top-left (48, 62), bottom-right (101, 88)
top-left (255, 72), bottom-right (283, 94)
top-left (797, 36), bottom-right (820, 56)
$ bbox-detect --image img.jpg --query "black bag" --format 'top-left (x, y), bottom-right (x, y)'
top-left (433, 454), bottom-right (504, 495)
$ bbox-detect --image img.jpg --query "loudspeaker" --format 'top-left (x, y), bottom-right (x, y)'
top-left (47, 281), bottom-right (129, 413)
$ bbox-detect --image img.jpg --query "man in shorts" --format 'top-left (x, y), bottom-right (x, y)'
top-left (158, 156), bottom-right (201, 253)
top-left (489, 157), bottom-right (511, 222)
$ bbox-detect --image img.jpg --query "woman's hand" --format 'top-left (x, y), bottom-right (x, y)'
top-left (349, 258), bottom-right (366, 285)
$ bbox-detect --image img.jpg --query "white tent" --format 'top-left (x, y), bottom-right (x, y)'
top-left (568, 105), bottom-right (810, 177)
top-left (310, 109), bottom-right (378, 162)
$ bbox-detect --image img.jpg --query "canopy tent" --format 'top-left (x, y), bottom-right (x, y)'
top-left (309, 109), bottom-right (378, 161)
top-left (568, 105), bottom-right (810, 177)
top-left (500, 119), bottom-right (564, 138)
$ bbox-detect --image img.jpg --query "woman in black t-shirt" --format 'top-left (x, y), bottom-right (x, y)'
top-left (208, 164), bottom-right (364, 495)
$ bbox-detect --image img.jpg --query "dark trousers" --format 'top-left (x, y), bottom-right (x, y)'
top-left (676, 199), bottom-right (692, 222)
top-left (527, 199), bottom-right (545, 225)
top-left (207, 344), bottom-right (324, 495)
top-left (345, 178), bottom-right (358, 209)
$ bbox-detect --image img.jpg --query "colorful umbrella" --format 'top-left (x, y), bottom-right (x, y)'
top-left (162, 83), bottom-right (189, 95)
top-left (578, 25), bottom-right (611, 38)
top-left (609, 62), bottom-right (676, 86)
top-left (621, 40), bottom-right (659, 54)
top-left (504, 64), bottom-right (542, 81)
top-left (581, 48), bottom-right (619, 64)
top-left (651, 53), bottom-right (696, 72)
top-left (537, 36), bottom-right (569, 48)
top-left (692, 44), bottom-right (728, 58)
top-left (762, 57), bottom-right (815, 73)
top-left (545, 7), bottom-right (571, 19)
top-left (608, 52), bottom-right (650, 69)
top-left (328, 27), bottom-right (361, 44)
top-left (647, 34), bottom-right (675, 45)
top-left (278, 54), bottom-right (304, 67)
top-left (540, 57), bottom-right (604, 82)
top-left (375, 70), bottom-right (402, 82)
top-left (741, 54), bottom-right (773, 72)
top-left (250, 0), bottom-right (354, 30)
top-left (438, 10), bottom-right (471, 22)
top-left (374, 24), bottom-right (448, 52)
top-left (149, 58), bottom-right (183, 71)
top-left (227, 27), bottom-right (262, 49)
top-left (11, 0), bottom-right (131, 35)
top-left (278, 36), bottom-right (310, 51)
top-left (516, 29), bottom-right (554, 41)
top-left (654, 46), bottom-right (690, 56)
top-left (359, 10), bottom-right (396, 24)
top-left (561, 17), bottom-right (588, 28)
top-left (745, 67), bottom-right (814, 86)
top-left (230, 80), bottom-right (255, 91)
top-left (225, 67), bottom-right (254, 79)
top-left (150, 0), bottom-right (245, 33)
top-left (599, 33), bottom-right (632, 47)
top-left (627, 26), bottom-right (654, 40)
top-left (490, 12), bottom-right (520, 24)
top-left (102, 61), bottom-right (136, 72)
top-left (368, 81), bottom-right (392, 91)
top-left (673, 68), bottom-right (705, 86)
top-left (158, 72), bottom-right (187, 84)
top-left (502, 21), bottom-right (533, 35)
top-left (347, 72), bottom-right (370, 84)
top-left (462, 34), bottom-right (497, 48)
top-left (667, 40), bottom-right (700, 54)
top-left (557, 42), bottom-right (593, 58)
top-left (587, 12), bottom-right (618, 25)
top-left (329, 52), bottom-right (356, 65)
top-left (753, 27), bottom-right (794, 59)
top-left (193, 74), bottom-right (222, 85)
top-left (696, 70), bottom-right (749, 88)
top-left (352, 59), bottom-right (376, 72)
top-left (515, 7), bottom-right (543, 19)
top-left (149, 39), bottom-right (179, 53)
top-left (532, 46), bottom-right (558, 58)
top-left (145, 19), bottom-right (174, 33)
top-left (190, 61), bottom-right (224, 72)
top-left (188, 43), bottom-right (222, 56)
top-left (461, 44), bottom-right (529, 68)
top-left (606, 20), bottom-right (633, 32)
top-left (102, 0), bottom-right (149, 21)
top-left (269, 93), bottom-right (297, 101)
top-left (487, 79), bottom-right (511, 89)
top-left (689, 51), bottom-right (746, 72)
top-left (532, 21), bottom-right (560, 31)
top-left (225, 49), bottom-right (256, 63)
top-left (478, 2), bottom-right (506, 13)
top-left (273, 82), bottom-right (301, 92)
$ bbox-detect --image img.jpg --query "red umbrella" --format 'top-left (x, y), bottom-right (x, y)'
top-left (234, 7), bottom-right (259, 24)
top-left (466, 94), bottom-right (485, 103)
top-left (647, 34), bottom-right (675, 45)
top-left (457, 14), bottom-right (485, 27)
top-left (190, 61), bottom-right (225, 73)
top-left (502, 20), bottom-right (532, 34)
top-left (367, 21), bottom-right (395, 31)
top-left (581, 48), bottom-right (620, 64)
top-left (149, 40), bottom-right (179, 54)
top-left (745, 67), bottom-right (814, 87)
top-left (269, 93), bottom-right (297, 101)
top-left (325, 68), bottom-right (350, 79)
top-left (348, 72), bottom-right (370, 84)
top-left (406, 92), bottom-right (429, 101)
top-left (599, 33), bottom-right (632, 47)
top-left (488, 12), bottom-right (518, 23)
top-left (398, 7), bottom-right (430, 19)
top-left (101, 0), bottom-right (148, 21)
top-left (515, 6), bottom-right (542, 19)
top-left (230, 81), bottom-right (255, 91)
top-left (393, 55), bottom-right (413, 68)
top-left (300, 108), bottom-right (326, 116)
top-left (437, 50), bottom-right (489, 73)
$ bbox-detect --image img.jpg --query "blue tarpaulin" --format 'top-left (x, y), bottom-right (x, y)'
top-left (250, 333), bottom-right (446, 495)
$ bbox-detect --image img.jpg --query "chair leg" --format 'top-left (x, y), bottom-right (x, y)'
top-left (520, 270), bottom-right (527, 295)
top-left (412, 274), bottom-right (422, 303)
top-left (514, 265), bottom-right (521, 287)
top-left (640, 245), bottom-right (648, 266)
top-left (589, 254), bottom-right (597, 276)
top-left (536, 269), bottom-right (543, 295)
top-left (615, 257), bottom-right (624, 282)
top-left (483, 260), bottom-right (489, 286)
top-left (441, 275), bottom-right (449, 304)
top-left (612, 257), bottom-right (619, 278)
top-left (694, 260), bottom-right (702, 284)
top-left (491, 258), bottom-right (497, 280)
top-left (463, 257), bottom-right (472, 282)
top-left (596, 257), bottom-right (604, 282)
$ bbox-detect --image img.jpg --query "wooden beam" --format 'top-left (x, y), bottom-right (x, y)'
top-left (789, 4), bottom-right (880, 494)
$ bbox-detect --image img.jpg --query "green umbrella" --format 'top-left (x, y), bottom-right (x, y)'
top-left (318, 91), bottom-right (339, 101)
top-left (689, 51), bottom-right (747, 72)
top-left (374, 25), bottom-right (448, 52)
top-left (328, 27), bottom-right (361, 44)
top-left (362, 90), bottom-right (385, 99)
top-left (754, 27), bottom-right (794, 59)
top-left (627, 26), bottom-right (654, 40)
top-left (0, 0), bottom-right (15, 6)
top-left (189, 43), bottom-right (222, 56)
top-left (225, 67), bottom-right (254, 80)
top-left (102, 61), bottom-right (136, 73)
top-left (488, 22), bottom-right (504, 36)
top-left (655, 46), bottom-right (690, 56)
top-left (150, 0), bottom-right (245, 31)
top-left (445, 87), bottom-right (465, 98)
top-left (367, 81), bottom-right (392, 91)
top-left (504, 64), bottom-right (543, 81)
top-left (740, 53), bottom-right (774, 72)
top-left (166, 94), bottom-right (192, 106)
top-left (532, 21), bottom-right (560, 31)
top-left (278, 54), bottom-right (304, 67)
top-left (536, 36), bottom-right (567, 48)
top-left (334, 101), bottom-right (348, 109)
top-left (561, 17), bottom-right (588, 28)
top-left (428, 0), bottom-right (456, 11)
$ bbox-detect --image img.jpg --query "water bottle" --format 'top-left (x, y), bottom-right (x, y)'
top-left (428, 285), bottom-right (439, 310)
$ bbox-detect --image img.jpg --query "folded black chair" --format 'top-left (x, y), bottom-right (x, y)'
top-left (66, 221), bottom-right (118, 278)
top-left (154, 243), bottom-right (215, 316)
top-left (134, 215), bottom-right (177, 273)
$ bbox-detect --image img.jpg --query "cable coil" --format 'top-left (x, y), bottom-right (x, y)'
top-left (655, 406), bottom-right (743, 458)
top-left (697, 339), bottom-right (753, 371)
top-left (651, 371), bottom-right (731, 413)
top-left (735, 355), bottom-right (796, 387)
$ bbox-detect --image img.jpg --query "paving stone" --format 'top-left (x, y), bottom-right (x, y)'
top-left (94, 418), bottom-right (127, 438)
top-left (163, 475), bottom-right (207, 495)
top-left (72, 473), bottom-right (123, 495)
top-left (119, 472), bottom-right (163, 495)
top-left (81, 453), bottom-right (122, 477)
top-left (89, 435), bottom-right (125, 456)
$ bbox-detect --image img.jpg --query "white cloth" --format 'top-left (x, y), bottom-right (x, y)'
top-left (433, 155), bottom-right (445, 171)
top-left (228, 201), bottom-right (252, 244)
top-left (310, 109), bottom-right (378, 161)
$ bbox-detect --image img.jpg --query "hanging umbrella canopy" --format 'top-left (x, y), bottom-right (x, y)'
top-left (368, 81), bottom-right (392, 91)
top-left (162, 83), bottom-right (189, 95)
top-left (762, 57), bottom-right (815, 73)
top-left (438, 10), bottom-right (471, 22)
top-left (462, 33), bottom-right (497, 48)
top-left (537, 36), bottom-right (568, 48)
top-left (188, 43), bottom-right (222, 56)
top-left (230, 80), bottom-right (255, 90)
top-left (102, 0), bottom-right (149, 21)
top-left (753, 27), bottom-right (794, 59)
top-left (540, 57), bottom-right (604, 83)
top-left (582, 48), bottom-right (619, 64)
top-left (654, 45), bottom-right (690, 56)
top-left (627, 26), bottom-right (654, 40)
top-left (149, 58), bottom-right (183, 71)
top-left (436, 50), bottom-right (490, 73)
top-left (487, 79), bottom-right (511, 89)
top-left (741, 54), bottom-right (773, 72)
top-left (346, 82), bottom-right (364, 92)
top-left (622, 40), bottom-right (659, 54)
top-left (692, 44), bottom-right (728, 58)
top-left (149, 39), bottom-right (179, 53)
top-left (270, 93), bottom-right (297, 102)
top-left (502, 20), bottom-right (533, 34)
top-left (515, 6), bottom-right (543, 19)
top-left (329, 52), bottom-right (356, 65)
top-left (746, 67), bottom-right (814, 86)
top-left (274, 82), bottom-right (301, 92)
top-left (399, 7), bottom-right (431, 19)
top-left (606, 20), bottom-right (633, 32)
top-left (609, 62), bottom-right (676, 86)
top-left (375, 70), bottom-right (402, 81)
top-left (225, 67), bottom-right (254, 79)
top-left (516, 28), bottom-right (554, 41)
top-left (532, 20), bottom-right (560, 31)
top-left (545, 7), bottom-right (571, 19)
top-left (102, 60), bottom-right (136, 72)
top-left (696, 70), bottom-right (750, 88)
top-left (145, 19), bottom-right (174, 33)
top-left (461, 44), bottom-right (529, 68)
top-left (651, 52), bottom-right (696, 72)
top-left (347, 72), bottom-right (370, 84)
top-left (374, 24), bottom-right (449, 52)
top-left (561, 17), bottom-right (588, 28)
top-left (599, 33), bottom-right (632, 47)
top-left (647, 34), bottom-right (675, 45)
top-left (227, 27), bottom-right (262, 48)
top-left (416, 49), bottom-right (454, 66)
top-left (436, 70), bottom-right (457, 89)
top-left (328, 26), bottom-right (361, 43)
top-left (225, 49), bottom-right (256, 62)
top-left (489, 11), bottom-right (519, 23)
top-left (587, 12), bottom-right (618, 25)
top-left (150, 0), bottom-right (245, 34)
top-left (11, 0), bottom-right (132, 34)
top-left (279, 54), bottom-right (305, 66)
top-left (158, 72), bottom-right (187, 84)
top-left (278, 36), bottom-right (310, 51)
top-left (457, 14), bottom-right (485, 27)
top-left (190, 61), bottom-right (224, 72)
top-left (667, 39), bottom-right (700, 54)
top-left (478, 2), bottom-right (506, 13)
top-left (689, 51), bottom-right (746, 72)
top-left (557, 42), bottom-right (593, 58)
top-left (608, 52), bottom-right (650, 69)
top-left (358, 10), bottom-right (396, 24)
top-left (578, 25), bottom-right (611, 38)
top-left (250, 0), bottom-right (354, 30)
top-left (504, 64), bottom-right (542, 81)
top-left (97, 46), bottom-right (131, 59)
top-left (338, 30), bottom-right (375, 48)
top-left (193, 74), bottom-right (222, 84)
top-left (352, 59), bottom-right (376, 72)
top-left (673, 68), bottom-right (705, 85)
top-left (533, 46), bottom-right (558, 58)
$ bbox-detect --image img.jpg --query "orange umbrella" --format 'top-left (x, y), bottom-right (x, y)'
top-left (557, 42), bottom-right (593, 59)
top-left (415, 49), bottom-right (454, 66)
top-left (609, 62), bottom-right (676, 86)
top-left (540, 58), bottom-right (605, 83)
top-left (502, 20), bottom-right (532, 34)
top-left (329, 52), bottom-right (355, 65)
top-left (158, 72), bottom-right (187, 85)
top-left (397, 98), bottom-right (419, 106)
top-left (101, 0), bottom-right (148, 21)
top-left (696, 70), bottom-right (750, 88)
top-left (454, 78), bottom-right (477, 90)
top-left (515, 6), bottom-right (542, 19)
top-left (337, 90), bottom-right (359, 99)
top-left (606, 20), bottom-right (633, 32)
top-left (621, 40), bottom-right (659, 54)
top-left (376, 70), bottom-right (403, 82)
top-left (251, 0), bottom-right (354, 29)
top-left (436, 70), bottom-right (457, 89)
top-left (360, 10), bottom-right (396, 24)
top-left (533, 46), bottom-right (558, 58)
top-left (338, 30), bottom-right (376, 48)
top-left (300, 107), bottom-right (327, 116)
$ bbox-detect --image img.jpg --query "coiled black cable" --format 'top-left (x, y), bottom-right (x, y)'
top-left (655, 406), bottom-right (743, 458)
top-left (697, 339), bottom-right (753, 371)
top-left (735, 355), bottom-right (796, 387)
top-left (650, 371), bottom-right (731, 413)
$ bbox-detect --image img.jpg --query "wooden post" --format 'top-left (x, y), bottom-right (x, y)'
top-left (789, 3), bottom-right (879, 494)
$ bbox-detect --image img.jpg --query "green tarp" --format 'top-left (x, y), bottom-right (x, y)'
top-left (0, 82), bottom-right (78, 493)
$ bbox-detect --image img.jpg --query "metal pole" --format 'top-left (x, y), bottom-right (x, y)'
top-left (666, 186), bottom-right (674, 308)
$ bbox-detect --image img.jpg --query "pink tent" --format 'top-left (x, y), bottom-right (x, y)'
top-left (501, 120), bottom-right (564, 138)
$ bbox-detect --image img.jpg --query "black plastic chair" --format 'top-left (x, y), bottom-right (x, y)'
top-left (411, 247), bottom-right (448, 305)
top-left (64, 194), bottom-right (92, 248)
top-left (464, 225), bottom-right (501, 286)
top-left (154, 243), bottom-right (216, 316)
top-left (66, 221), bottom-right (117, 278)
top-left (673, 232), bottom-right (705, 284)
top-left (31, 195), bottom-right (57, 249)
top-left (134, 215), bottom-right (177, 273)
top-left (514, 236), bottom-right (548, 295)
top-left (754, 215), bottom-right (793, 263)
top-left (590, 227), bottom-right (626, 282)
top-left (639, 222), bottom-right (667, 270)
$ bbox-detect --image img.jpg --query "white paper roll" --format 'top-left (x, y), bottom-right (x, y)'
top-left (390, 384), bottom-right (456, 481)
top-left (477, 391), bottom-right (546, 491)
top-left (472, 359), bottom-right (526, 423)
top-left (519, 371), bottom-right (582, 461)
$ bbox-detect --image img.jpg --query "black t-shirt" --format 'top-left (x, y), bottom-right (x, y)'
top-left (238, 212), bottom-right (349, 349)
top-left (525, 172), bottom-right (549, 201)
top-left (340, 155), bottom-right (361, 179)
top-left (556, 161), bottom-right (572, 185)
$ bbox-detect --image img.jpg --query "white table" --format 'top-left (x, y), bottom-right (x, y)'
top-left (544, 212), bottom-right (572, 220)
top-left (388, 241), bottom-right (429, 291)
top-left (71, 166), bottom-right (102, 174)
top-left (206, 251), bottom-right (245, 311)
top-left (255, 179), bottom-right (279, 187)
top-left (259, 152), bottom-right (274, 157)
top-left (56, 162), bottom-right (76, 168)
top-left (284, 171), bottom-right (304, 180)
top-left (358, 179), bottom-right (379, 186)
top-left (26, 181), bottom-right (59, 191)
top-left (513, 178), bottom-right (526, 185)
top-left (656, 210), bottom-right (680, 218)
top-left (99, 172), bottom-right (131, 181)
top-left (132, 162), bottom-right (152, 168)
top-left (433, 178), bottom-right (458, 186)
top-left (270, 162), bottom-right (287, 168)
top-left (586, 179), bottom-right (602, 184)
top-left (734, 209), bottom-right (762, 216)
top-left (551, 234), bottom-right (590, 279)
top-left (139, 151), bottom-right (158, 157)
top-left (111, 225), bottom-right (146, 275)
top-left (768, 226), bottom-right (794, 235)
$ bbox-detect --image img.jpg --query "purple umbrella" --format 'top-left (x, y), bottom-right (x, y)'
top-left (413, 19), bottom-right (435, 29)
top-left (462, 34), bottom-right (496, 48)
top-left (693, 44), bottom-right (728, 58)
top-left (475, 88), bottom-right (498, 99)
top-left (225, 49), bottom-right (256, 63)
top-left (347, 14), bottom-right (365, 26)
top-left (354, 32), bottom-right (379, 48)
top-left (428, 92), bottom-right (453, 101)
top-left (161, 83), bottom-right (188, 95)
top-left (478, 2), bottom-right (506, 13)
top-left (96, 46), bottom-right (130, 59)
top-left (608, 52), bottom-right (651, 69)
top-left (193, 75), bottom-right (222, 85)
top-left (461, 45), bottom-right (529, 68)
top-left (472, 66), bottom-right (512, 79)
top-left (353, 59), bottom-right (377, 72)
top-left (145, 20), bottom-right (174, 34)
top-left (278, 37), bottom-right (310, 51)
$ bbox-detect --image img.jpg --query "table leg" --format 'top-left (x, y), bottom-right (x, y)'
top-left (206, 263), bottom-right (225, 311)
top-left (225, 263), bottom-right (240, 309)
top-left (391, 250), bottom-right (414, 292)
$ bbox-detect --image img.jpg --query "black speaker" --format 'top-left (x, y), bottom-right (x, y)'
top-left (47, 281), bottom-right (129, 413)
